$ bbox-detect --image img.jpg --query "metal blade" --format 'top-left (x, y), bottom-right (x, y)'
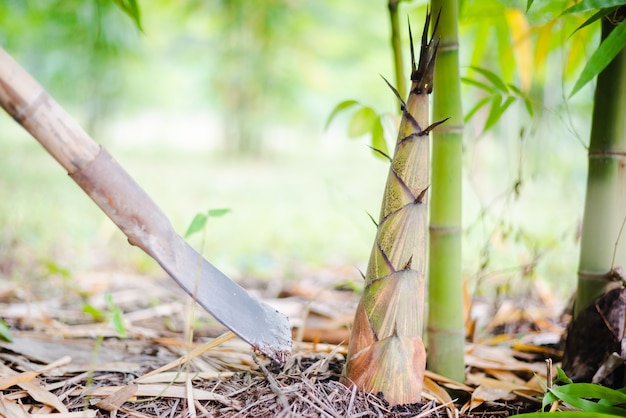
top-left (159, 236), bottom-right (292, 363)
top-left (71, 148), bottom-right (292, 363)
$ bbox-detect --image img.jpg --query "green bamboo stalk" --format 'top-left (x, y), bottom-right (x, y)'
top-left (341, 14), bottom-right (440, 406)
top-left (427, 0), bottom-right (465, 382)
top-left (574, 17), bottom-right (626, 317)
top-left (388, 0), bottom-right (406, 101)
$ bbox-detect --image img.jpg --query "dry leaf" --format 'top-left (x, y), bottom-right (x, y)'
top-left (75, 384), bottom-right (239, 408)
top-left (0, 363), bottom-right (68, 413)
top-left (94, 384), bottom-right (138, 411)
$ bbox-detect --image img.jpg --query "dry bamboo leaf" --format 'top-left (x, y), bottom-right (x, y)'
top-left (422, 376), bottom-right (455, 407)
top-left (423, 370), bottom-right (474, 392)
top-left (0, 363), bottom-right (68, 413)
top-left (0, 370), bottom-right (40, 390)
top-left (134, 371), bottom-right (235, 384)
top-left (298, 327), bottom-right (350, 346)
top-left (94, 384), bottom-right (138, 411)
top-left (36, 410), bottom-right (99, 417)
top-left (137, 332), bottom-right (236, 382)
top-left (467, 374), bottom-right (528, 392)
top-left (470, 384), bottom-right (516, 410)
top-left (185, 377), bottom-right (196, 417)
top-left (482, 369), bottom-right (527, 386)
top-left (76, 384), bottom-right (239, 407)
top-left (466, 345), bottom-right (546, 375)
top-left (0, 397), bottom-right (30, 418)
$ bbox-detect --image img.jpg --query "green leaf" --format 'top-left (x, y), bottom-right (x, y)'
top-left (555, 366), bottom-right (574, 385)
top-left (541, 389), bottom-right (559, 410)
top-left (469, 66), bottom-right (509, 93)
top-left (114, 0), bottom-right (143, 31)
top-left (550, 388), bottom-right (626, 416)
top-left (0, 319), bottom-right (12, 343)
top-left (370, 117), bottom-right (389, 160)
top-left (508, 84), bottom-right (534, 116)
top-left (570, 19), bottom-right (626, 97)
top-left (464, 96), bottom-right (491, 123)
top-left (526, 0), bottom-right (534, 12)
top-left (462, 77), bottom-right (496, 93)
top-left (347, 106), bottom-right (377, 138)
top-left (516, 413), bottom-right (626, 418)
top-left (573, 8), bottom-right (618, 35)
top-left (207, 208), bottom-right (231, 218)
top-left (563, 0), bottom-right (626, 15)
top-left (105, 292), bottom-right (127, 339)
top-left (552, 383), bottom-right (626, 407)
top-left (184, 209), bottom-right (231, 238)
top-left (45, 260), bottom-right (71, 280)
top-left (82, 304), bottom-right (106, 322)
top-left (325, 100), bottom-right (359, 130)
top-left (184, 213), bottom-right (208, 238)
top-left (483, 95), bottom-right (516, 131)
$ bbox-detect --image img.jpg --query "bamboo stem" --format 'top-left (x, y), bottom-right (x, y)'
top-left (574, 17), bottom-right (626, 316)
top-left (427, 0), bottom-right (465, 382)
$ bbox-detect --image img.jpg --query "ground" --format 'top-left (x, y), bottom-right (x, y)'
top-left (0, 265), bottom-right (567, 417)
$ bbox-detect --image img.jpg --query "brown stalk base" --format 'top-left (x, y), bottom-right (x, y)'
top-left (562, 286), bottom-right (626, 387)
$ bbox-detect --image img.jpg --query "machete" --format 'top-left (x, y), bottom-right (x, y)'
top-left (0, 47), bottom-right (292, 364)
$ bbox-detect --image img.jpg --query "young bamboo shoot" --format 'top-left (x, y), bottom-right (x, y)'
top-left (341, 13), bottom-right (440, 406)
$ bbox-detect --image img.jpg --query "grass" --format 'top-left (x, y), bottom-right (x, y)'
top-left (0, 103), bottom-right (590, 301)
top-left (0, 113), bottom-right (389, 283)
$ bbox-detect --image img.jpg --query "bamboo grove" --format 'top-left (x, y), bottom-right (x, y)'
top-left (341, 13), bottom-right (444, 406)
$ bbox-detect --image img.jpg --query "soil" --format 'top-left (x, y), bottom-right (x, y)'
top-left (0, 269), bottom-right (565, 417)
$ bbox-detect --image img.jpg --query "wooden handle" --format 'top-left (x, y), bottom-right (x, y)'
top-left (0, 47), bottom-right (100, 173)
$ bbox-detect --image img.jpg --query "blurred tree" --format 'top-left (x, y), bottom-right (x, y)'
top-left (209, 0), bottom-right (292, 155)
top-left (0, 0), bottom-right (141, 136)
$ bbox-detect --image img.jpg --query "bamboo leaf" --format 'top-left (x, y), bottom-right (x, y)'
top-left (526, 0), bottom-right (534, 12)
top-left (555, 367), bottom-right (574, 384)
top-left (348, 106), bottom-right (377, 138)
top-left (469, 66), bottom-right (509, 93)
top-left (563, 0), bottom-right (626, 15)
top-left (551, 383), bottom-right (626, 406)
top-left (325, 99), bottom-right (359, 130)
top-left (184, 213), bottom-right (208, 238)
top-left (549, 387), bottom-right (626, 415)
top-left (370, 117), bottom-right (389, 160)
top-left (484, 95), bottom-right (506, 131)
top-left (113, 0), bottom-right (143, 31)
top-left (516, 413), bottom-right (626, 418)
top-left (541, 390), bottom-right (559, 409)
top-left (570, 19), bottom-right (626, 97)
top-left (0, 320), bottom-right (12, 343)
top-left (508, 84), bottom-right (534, 116)
top-left (573, 8), bottom-right (618, 35)
top-left (462, 77), bottom-right (496, 93)
top-left (464, 96), bottom-right (491, 123)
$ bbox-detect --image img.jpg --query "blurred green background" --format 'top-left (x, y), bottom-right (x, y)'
top-left (0, 0), bottom-right (599, 299)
